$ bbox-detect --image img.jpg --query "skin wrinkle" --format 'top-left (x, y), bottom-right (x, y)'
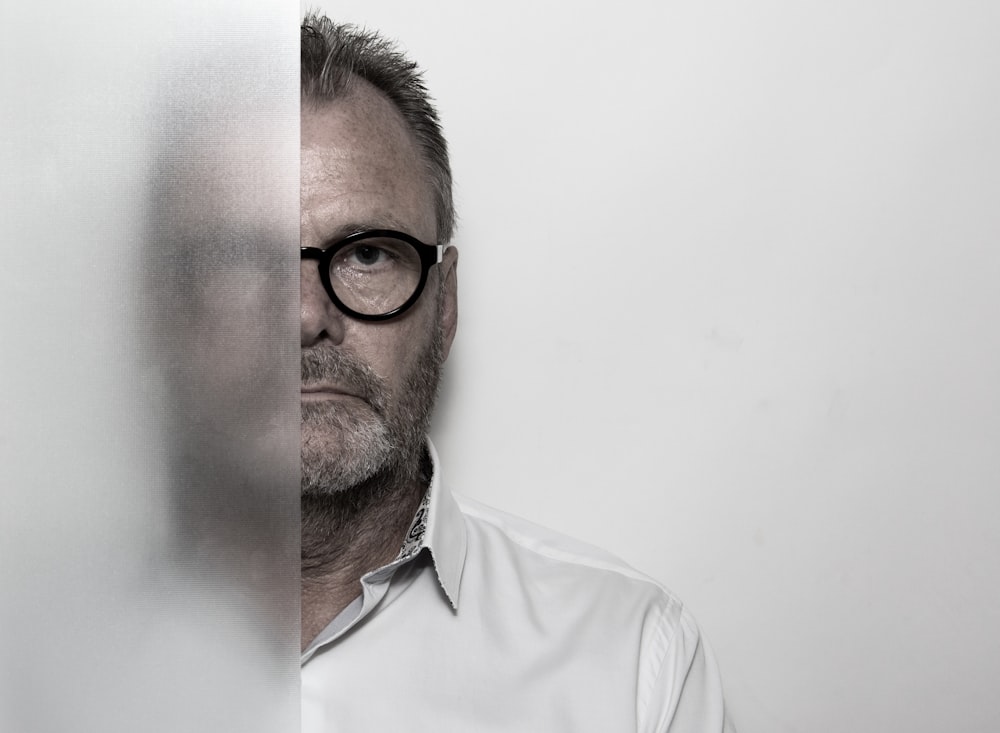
top-left (300, 86), bottom-right (442, 504)
top-left (300, 18), bottom-right (455, 244)
top-left (300, 288), bottom-right (443, 499)
top-left (301, 347), bottom-right (385, 412)
top-left (299, 79), bottom-right (458, 648)
top-left (300, 285), bottom-right (444, 579)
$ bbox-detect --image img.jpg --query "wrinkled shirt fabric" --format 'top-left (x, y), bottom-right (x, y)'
top-left (302, 443), bottom-right (735, 732)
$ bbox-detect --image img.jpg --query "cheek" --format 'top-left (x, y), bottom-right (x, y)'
top-left (346, 316), bottom-right (436, 386)
top-left (341, 272), bottom-right (442, 384)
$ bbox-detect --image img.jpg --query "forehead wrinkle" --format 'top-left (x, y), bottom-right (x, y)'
top-left (301, 85), bottom-right (438, 244)
top-left (302, 84), bottom-right (428, 189)
top-left (301, 149), bottom-right (347, 186)
top-left (301, 148), bottom-right (394, 187)
top-left (301, 154), bottom-right (423, 227)
top-left (305, 85), bottom-right (424, 164)
top-left (302, 132), bottom-right (423, 201)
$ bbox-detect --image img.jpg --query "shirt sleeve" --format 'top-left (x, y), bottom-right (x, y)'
top-left (638, 603), bottom-right (735, 733)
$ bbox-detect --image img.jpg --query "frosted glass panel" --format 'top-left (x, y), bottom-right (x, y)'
top-left (0, 3), bottom-right (299, 731)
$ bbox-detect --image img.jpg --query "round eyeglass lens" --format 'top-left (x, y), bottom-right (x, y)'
top-left (329, 235), bottom-right (423, 316)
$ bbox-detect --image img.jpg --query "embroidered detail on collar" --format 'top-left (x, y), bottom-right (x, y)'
top-left (395, 489), bottom-right (431, 562)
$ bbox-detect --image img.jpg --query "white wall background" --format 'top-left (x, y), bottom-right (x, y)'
top-left (320, 2), bottom-right (999, 731)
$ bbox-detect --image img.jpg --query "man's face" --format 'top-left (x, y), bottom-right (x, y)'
top-left (300, 83), bottom-right (458, 495)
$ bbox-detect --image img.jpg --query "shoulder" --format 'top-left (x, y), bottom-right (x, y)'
top-left (451, 494), bottom-right (733, 732)
top-left (455, 493), bottom-right (662, 578)
top-left (453, 492), bottom-right (698, 640)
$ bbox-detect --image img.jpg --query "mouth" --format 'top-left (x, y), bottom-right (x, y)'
top-left (301, 384), bottom-right (364, 402)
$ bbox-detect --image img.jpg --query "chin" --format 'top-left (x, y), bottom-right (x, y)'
top-left (301, 425), bottom-right (396, 496)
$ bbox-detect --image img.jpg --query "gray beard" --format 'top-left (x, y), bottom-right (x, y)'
top-left (300, 315), bottom-right (444, 500)
top-left (300, 314), bottom-right (443, 576)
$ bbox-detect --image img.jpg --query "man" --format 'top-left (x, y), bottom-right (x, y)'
top-left (299, 14), bottom-right (734, 732)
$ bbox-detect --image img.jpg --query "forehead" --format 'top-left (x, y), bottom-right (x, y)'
top-left (301, 83), bottom-right (436, 243)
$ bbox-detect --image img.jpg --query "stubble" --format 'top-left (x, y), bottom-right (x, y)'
top-left (300, 302), bottom-right (444, 573)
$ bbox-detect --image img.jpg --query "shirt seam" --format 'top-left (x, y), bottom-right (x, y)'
top-left (458, 498), bottom-right (672, 594)
top-left (637, 602), bottom-right (698, 733)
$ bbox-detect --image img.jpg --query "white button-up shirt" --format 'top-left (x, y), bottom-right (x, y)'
top-left (302, 444), bottom-right (734, 732)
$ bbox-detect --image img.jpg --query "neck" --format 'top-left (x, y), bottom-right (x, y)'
top-left (300, 454), bottom-right (428, 650)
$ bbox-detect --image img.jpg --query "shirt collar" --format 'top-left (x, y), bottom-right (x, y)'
top-left (423, 440), bottom-right (467, 608)
top-left (390, 439), bottom-right (467, 609)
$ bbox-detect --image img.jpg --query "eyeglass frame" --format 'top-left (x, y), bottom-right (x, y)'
top-left (300, 229), bottom-right (445, 322)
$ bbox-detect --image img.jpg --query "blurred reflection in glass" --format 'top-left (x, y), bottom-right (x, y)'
top-left (0, 3), bottom-right (299, 731)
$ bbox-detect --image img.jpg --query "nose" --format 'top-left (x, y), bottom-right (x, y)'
top-left (301, 258), bottom-right (346, 347)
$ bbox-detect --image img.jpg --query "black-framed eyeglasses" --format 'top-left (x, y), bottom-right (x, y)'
top-left (301, 229), bottom-right (444, 322)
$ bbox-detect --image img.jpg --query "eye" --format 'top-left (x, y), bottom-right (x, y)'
top-left (338, 243), bottom-right (397, 270)
top-left (329, 237), bottom-right (419, 280)
top-left (352, 245), bottom-right (386, 267)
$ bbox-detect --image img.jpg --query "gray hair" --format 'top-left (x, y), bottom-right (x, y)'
top-left (301, 14), bottom-right (455, 244)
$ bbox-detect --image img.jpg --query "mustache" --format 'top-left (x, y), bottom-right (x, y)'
top-left (301, 347), bottom-right (388, 414)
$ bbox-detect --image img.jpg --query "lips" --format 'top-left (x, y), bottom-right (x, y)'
top-left (301, 384), bottom-right (363, 399)
top-left (301, 346), bottom-right (385, 413)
